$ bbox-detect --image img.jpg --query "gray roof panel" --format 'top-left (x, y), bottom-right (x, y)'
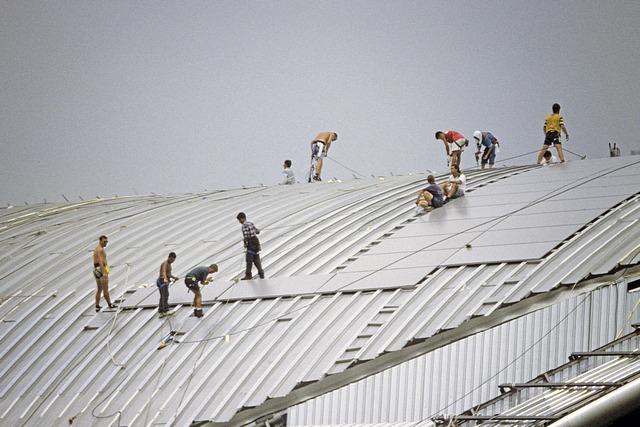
top-left (1, 158), bottom-right (639, 425)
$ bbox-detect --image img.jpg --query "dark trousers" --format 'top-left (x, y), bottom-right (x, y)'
top-left (157, 279), bottom-right (169, 312)
top-left (245, 252), bottom-right (264, 279)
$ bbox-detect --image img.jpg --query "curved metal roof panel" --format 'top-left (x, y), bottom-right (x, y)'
top-left (0, 157), bottom-right (639, 426)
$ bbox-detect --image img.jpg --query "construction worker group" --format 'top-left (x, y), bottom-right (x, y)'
top-left (93, 103), bottom-right (570, 318)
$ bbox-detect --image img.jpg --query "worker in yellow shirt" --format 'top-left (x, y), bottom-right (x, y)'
top-left (537, 103), bottom-right (570, 164)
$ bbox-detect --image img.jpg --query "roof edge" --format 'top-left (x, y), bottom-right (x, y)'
top-left (208, 265), bottom-right (640, 426)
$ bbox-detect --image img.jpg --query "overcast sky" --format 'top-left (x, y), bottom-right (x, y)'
top-left (2, 0), bottom-right (639, 204)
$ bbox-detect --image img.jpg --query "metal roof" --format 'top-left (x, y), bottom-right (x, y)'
top-left (287, 276), bottom-right (640, 425)
top-left (0, 157), bottom-right (639, 426)
top-left (435, 327), bottom-right (640, 426)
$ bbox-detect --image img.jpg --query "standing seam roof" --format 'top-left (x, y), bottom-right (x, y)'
top-left (0, 157), bottom-right (639, 426)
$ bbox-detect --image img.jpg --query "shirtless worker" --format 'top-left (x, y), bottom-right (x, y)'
top-left (157, 252), bottom-right (179, 317)
top-left (310, 132), bottom-right (338, 181)
top-left (93, 235), bottom-right (114, 312)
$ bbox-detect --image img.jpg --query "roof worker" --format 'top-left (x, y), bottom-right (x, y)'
top-left (280, 159), bottom-right (295, 185)
top-left (157, 252), bottom-right (178, 317)
top-left (237, 212), bottom-right (265, 280)
top-left (415, 175), bottom-right (445, 214)
top-left (310, 132), bottom-right (338, 181)
top-left (93, 235), bottom-right (115, 312)
top-left (184, 264), bottom-right (218, 318)
top-left (435, 130), bottom-right (468, 168)
top-left (441, 164), bottom-right (466, 200)
top-left (540, 149), bottom-right (557, 165)
top-left (537, 103), bottom-right (569, 164)
top-left (473, 130), bottom-right (500, 169)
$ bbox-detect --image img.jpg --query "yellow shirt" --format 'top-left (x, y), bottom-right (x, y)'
top-left (544, 113), bottom-right (565, 134)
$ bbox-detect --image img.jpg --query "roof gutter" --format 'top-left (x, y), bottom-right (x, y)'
top-left (548, 376), bottom-right (640, 427)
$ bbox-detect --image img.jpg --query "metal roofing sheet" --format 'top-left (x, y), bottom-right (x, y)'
top-left (1, 157), bottom-right (639, 426)
top-left (288, 280), bottom-right (640, 426)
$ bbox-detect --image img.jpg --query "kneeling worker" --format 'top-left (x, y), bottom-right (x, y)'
top-left (184, 264), bottom-right (218, 318)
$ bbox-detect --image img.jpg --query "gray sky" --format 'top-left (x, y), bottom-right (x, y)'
top-left (2, 0), bottom-right (639, 204)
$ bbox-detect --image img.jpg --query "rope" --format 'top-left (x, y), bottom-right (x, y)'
top-left (564, 147), bottom-right (587, 159)
top-left (325, 155), bottom-right (369, 178)
top-left (106, 263), bottom-right (132, 368)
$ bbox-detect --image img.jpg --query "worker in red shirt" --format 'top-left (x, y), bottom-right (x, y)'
top-left (435, 130), bottom-right (468, 168)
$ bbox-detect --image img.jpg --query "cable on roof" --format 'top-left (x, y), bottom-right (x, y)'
top-left (141, 315), bottom-right (175, 426)
top-left (105, 263), bottom-right (133, 369)
top-left (168, 289), bottom-right (234, 425)
top-left (564, 148), bottom-right (587, 159)
top-left (325, 155), bottom-right (368, 178)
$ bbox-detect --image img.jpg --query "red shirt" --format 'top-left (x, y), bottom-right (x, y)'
top-left (444, 130), bottom-right (465, 142)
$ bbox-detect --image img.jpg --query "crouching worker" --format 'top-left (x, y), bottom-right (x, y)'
top-left (435, 130), bottom-right (467, 168)
top-left (157, 252), bottom-right (178, 317)
top-left (184, 264), bottom-right (218, 318)
top-left (473, 130), bottom-right (500, 169)
top-left (441, 164), bottom-right (466, 200)
top-left (415, 175), bottom-right (445, 213)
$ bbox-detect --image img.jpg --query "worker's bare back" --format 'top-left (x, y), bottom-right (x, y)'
top-left (314, 132), bottom-right (336, 143)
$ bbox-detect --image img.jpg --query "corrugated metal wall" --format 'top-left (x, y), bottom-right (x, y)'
top-left (288, 279), bottom-right (640, 425)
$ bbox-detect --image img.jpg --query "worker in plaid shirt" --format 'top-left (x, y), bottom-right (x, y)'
top-left (236, 212), bottom-right (265, 280)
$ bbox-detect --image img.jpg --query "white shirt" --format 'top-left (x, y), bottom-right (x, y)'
top-left (448, 173), bottom-right (466, 190)
top-left (541, 155), bottom-right (557, 165)
top-left (281, 168), bottom-right (295, 185)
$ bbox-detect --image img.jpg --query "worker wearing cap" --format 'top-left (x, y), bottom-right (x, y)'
top-left (473, 130), bottom-right (500, 169)
top-left (184, 264), bottom-right (218, 318)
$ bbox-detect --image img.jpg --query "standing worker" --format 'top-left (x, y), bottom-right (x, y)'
top-left (157, 252), bottom-right (178, 317)
top-left (537, 103), bottom-right (569, 164)
top-left (435, 130), bottom-right (467, 168)
top-left (237, 212), bottom-right (265, 280)
top-left (473, 130), bottom-right (500, 169)
top-left (93, 235), bottom-right (114, 312)
top-left (310, 132), bottom-right (338, 181)
top-left (184, 264), bottom-right (218, 318)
